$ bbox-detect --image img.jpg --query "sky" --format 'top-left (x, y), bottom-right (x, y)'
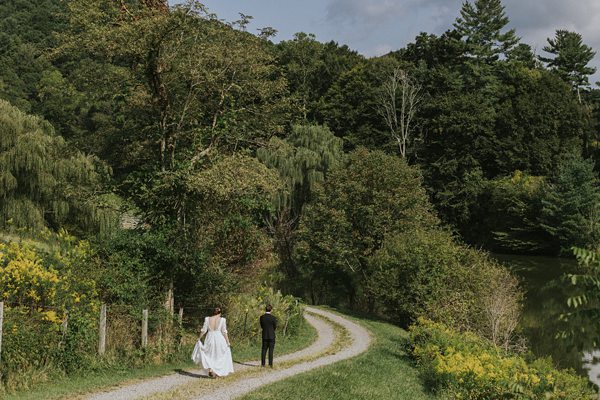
top-left (172, 0), bottom-right (600, 84)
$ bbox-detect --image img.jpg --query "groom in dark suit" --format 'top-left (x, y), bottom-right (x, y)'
top-left (260, 304), bottom-right (277, 367)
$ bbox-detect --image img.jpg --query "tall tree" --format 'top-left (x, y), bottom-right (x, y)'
top-left (276, 33), bottom-right (362, 121)
top-left (61, 0), bottom-right (290, 174)
top-left (540, 30), bottom-right (597, 103)
top-left (257, 125), bottom-right (343, 283)
top-left (377, 67), bottom-right (422, 158)
top-left (453, 0), bottom-right (519, 62)
top-left (539, 155), bottom-right (600, 252)
top-left (276, 33), bottom-right (324, 121)
top-left (294, 149), bottom-right (438, 306)
top-left (320, 57), bottom-right (400, 150)
top-left (258, 124), bottom-right (344, 219)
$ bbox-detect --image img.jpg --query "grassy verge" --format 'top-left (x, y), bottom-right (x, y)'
top-left (5, 319), bottom-right (317, 400)
top-left (240, 315), bottom-right (435, 400)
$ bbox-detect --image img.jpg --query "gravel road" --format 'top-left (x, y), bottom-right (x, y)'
top-left (86, 307), bottom-right (370, 400)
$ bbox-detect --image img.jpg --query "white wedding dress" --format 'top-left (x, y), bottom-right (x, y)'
top-left (191, 316), bottom-right (234, 377)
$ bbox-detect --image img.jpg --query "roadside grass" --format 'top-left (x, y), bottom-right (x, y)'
top-left (240, 314), bottom-right (436, 400)
top-left (4, 319), bottom-right (317, 400)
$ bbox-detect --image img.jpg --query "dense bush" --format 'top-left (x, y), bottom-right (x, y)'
top-left (224, 287), bottom-right (304, 343)
top-left (370, 228), bottom-right (522, 350)
top-left (0, 233), bottom-right (192, 393)
top-left (0, 235), bottom-right (99, 391)
top-left (407, 319), bottom-right (595, 399)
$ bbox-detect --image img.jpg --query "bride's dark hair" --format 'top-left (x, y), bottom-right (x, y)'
top-left (213, 307), bottom-right (222, 316)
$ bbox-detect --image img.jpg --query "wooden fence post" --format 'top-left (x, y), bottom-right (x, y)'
top-left (98, 304), bottom-right (106, 355)
top-left (177, 307), bottom-right (184, 345)
top-left (58, 312), bottom-right (69, 348)
top-left (283, 313), bottom-right (290, 337)
top-left (0, 301), bottom-right (4, 365)
top-left (142, 309), bottom-right (148, 348)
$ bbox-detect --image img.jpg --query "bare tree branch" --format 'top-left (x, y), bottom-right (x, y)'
top-left (377, 67), bottom-right (422, 159)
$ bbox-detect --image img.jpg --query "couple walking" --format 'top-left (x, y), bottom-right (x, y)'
top-left (191, 305), bottom-right (278, 378)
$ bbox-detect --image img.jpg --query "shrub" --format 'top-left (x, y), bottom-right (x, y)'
top-left (224, 287), bottom-right (304, 342)
top-left (407, 319), bottom-right (596, 399)
top-left (370, 228), bottom-right (523, 349)
top-left (0, 235), bottom-right (99, 391)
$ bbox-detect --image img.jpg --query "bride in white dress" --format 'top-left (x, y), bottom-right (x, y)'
top-left (191, 307), bottom-right (234, 378)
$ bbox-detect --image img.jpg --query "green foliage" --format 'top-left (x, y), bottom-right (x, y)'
top-left (184, 155), bottom-right (281, 276)
top-left (224, 287), bottom-right (304, 342)
top-left (559, 247), bottom-right (600, 348)
top-left (61, 0), bottom-right (291, 173)
top-left (540, 156), bottom-right (600, 252)
top-left (371, 228), bottom-right (523, 349)
top-left (258, 124), bottom-right (344, 216)
top-left (481, 171), bottom-right (549, 252)
top-left (453, 0), bottom-right (519, 62)
top-left (276, 33), bottom-right (363, 121)
top-left (89, 230), bottom-right (169, 307)
top-left (257, 125), bottom-right (344, 289)
top-left (540, 30), bottom-right (597, 98)
top-left (369, 229), bottom-right (461, 324)
top-left (417, 61), bottom-right (585, 239)
top-left (0, 236), bottom-right (99, 391)
top-left (294, 148), bottom-right (439, 307)
top-left (0, 100), bottom-right (119, 236)
top-left (319, 57), bottom-right (403, 150)
top-left (0, 0), bottom-right (67, 112)
top-left (408, 319), bottom-right (595, 399)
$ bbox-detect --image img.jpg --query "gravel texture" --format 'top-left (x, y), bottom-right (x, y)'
top-left (194, 307), bottom-right (371, 400)
top-left (86, 307), bottom-right (370, 400)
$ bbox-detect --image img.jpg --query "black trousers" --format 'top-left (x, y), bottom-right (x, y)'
top-left (261, 338), bottom-right (275, 366)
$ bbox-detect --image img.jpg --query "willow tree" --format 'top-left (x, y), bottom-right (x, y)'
top-left (257, 124), bottom-right (343, 283)
top-left (0, 100), bottom-right (118, 235)
top-left (258, 125), bottom-right (343, 218)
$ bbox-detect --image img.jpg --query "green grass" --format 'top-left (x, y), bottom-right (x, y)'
top-left (240, 315), bottom-right (436, 400)
top-left (4, 320), bottom-right (317, 400)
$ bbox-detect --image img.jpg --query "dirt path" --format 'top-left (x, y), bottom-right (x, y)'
top-left (86, 307), bottom-right (370, 400)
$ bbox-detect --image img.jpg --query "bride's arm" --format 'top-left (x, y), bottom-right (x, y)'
top-left (199, 317), bottom-right (208, 339)
top-left (221, 318), bottom-right (231, 346)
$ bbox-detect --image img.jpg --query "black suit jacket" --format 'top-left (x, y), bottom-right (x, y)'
top-left (260, 313), bottom-right (277, 340)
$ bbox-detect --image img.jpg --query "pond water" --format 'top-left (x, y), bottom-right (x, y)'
top-left (493, 253), bottom-right (600, 385)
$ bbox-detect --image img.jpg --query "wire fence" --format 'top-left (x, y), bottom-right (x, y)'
top-left (0, 300), bottom-right (274, 367)
top-left (0, 301), bottom-right (224, 367)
